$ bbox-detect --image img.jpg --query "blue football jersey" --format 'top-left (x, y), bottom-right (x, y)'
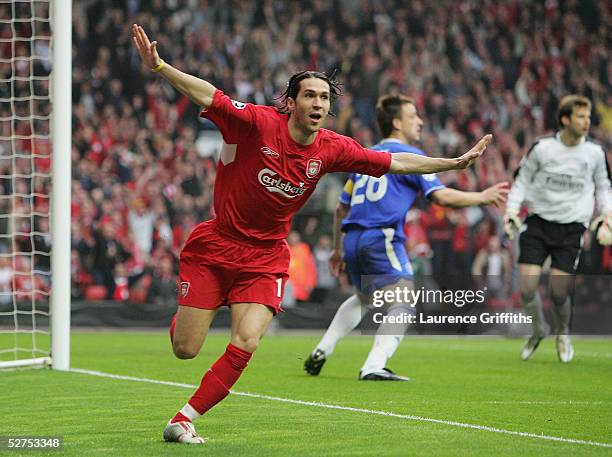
top-left (339, 139), bottom-right (445, 240)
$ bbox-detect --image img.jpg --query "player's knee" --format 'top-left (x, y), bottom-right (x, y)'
top-left (550, 291), bottom-right (568, 307)
top-left (520, 287), bottom-right (537, 303)
top-left (173, 341), bottom-right (200, 360)
top-left (231, 334), bottom-right (260, 353)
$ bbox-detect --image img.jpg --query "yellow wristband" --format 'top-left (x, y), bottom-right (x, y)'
top-left (151, 59), bottom-right (165, 72)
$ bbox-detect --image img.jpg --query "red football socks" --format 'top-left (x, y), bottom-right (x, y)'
top-left (171, 343), bottom-right (252, 423)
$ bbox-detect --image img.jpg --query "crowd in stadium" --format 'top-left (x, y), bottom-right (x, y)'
top-left (2, 0), bottom-right (610, 305)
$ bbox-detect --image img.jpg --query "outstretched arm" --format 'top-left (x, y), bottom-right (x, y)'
top-left (132, 24), bottom-right (216, 108)
top-left (430, 182), bottom-right (510, 208)
top-left (389, 135), bottom-right (492, 174)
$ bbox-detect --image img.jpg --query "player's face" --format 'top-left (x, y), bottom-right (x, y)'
top-left (289, 78), bottom-right (331, 134)
top-left (398, 103), bottom-right (423, 143)
top-left (564, 106), bottom-right (591, 137)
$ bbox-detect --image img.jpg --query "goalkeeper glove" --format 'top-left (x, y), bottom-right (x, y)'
top-left (589, 214), bottom-right (612, 246)
top-left (503, 211), bottom-right (522, 240)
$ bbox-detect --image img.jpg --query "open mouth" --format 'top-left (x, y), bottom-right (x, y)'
top-left (309, 113), bottom-right (323, 121)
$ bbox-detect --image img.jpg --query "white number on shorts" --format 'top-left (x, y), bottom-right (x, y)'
top-left (276, 278), bottom-right (283, 297)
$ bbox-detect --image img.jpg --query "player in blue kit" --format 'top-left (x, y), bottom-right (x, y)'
top-left (304, 94), bottom-right (509, 380)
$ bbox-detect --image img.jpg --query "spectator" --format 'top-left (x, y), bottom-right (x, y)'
top-left (33, 218), bottom-right (52, 273)
top-left (287, 231), bottom-right (317, 302)
top-left (404, 209), bottom-right (434, 291)
top-left (5, 0), bottom-right (609, 302)
top-left (0, 256), bottom-right (12, 306)
top-left (147, 256), bottom-right (178, 306)
top-left (127, 197), bottom-right (156, 259)
top-left (471, 236), bottom-right (512, 299)
top-left (113, 263), bottom-right (130, 302)
top-left (91, 223), bottom-right (130, 298)
top-left (421, 204), bottom-right (454, 290)
top-left (311, 235), bottom-right (336, 302)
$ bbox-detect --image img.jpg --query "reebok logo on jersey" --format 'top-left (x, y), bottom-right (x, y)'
top-left (261, 147), bottom-right (279, 158)
top-left (258, 168), bottom-right (308, 199)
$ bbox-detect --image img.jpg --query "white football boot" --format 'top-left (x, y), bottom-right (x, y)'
top-left (520, 335), bottom-right (544, 361)
top-left (163, 421), bottom-right (207, 444)
top-left (556, 335), bottom-right (574, 363)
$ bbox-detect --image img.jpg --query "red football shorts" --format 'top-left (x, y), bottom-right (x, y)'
top-left (177, 220), bottom-right (290, 314)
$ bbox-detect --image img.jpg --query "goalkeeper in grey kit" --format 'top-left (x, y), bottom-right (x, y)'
top-left (504, 95), bottom-right (612, 363)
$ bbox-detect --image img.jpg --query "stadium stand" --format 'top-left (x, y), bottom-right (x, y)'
top-left (4, 0), bottom-right (609, 305)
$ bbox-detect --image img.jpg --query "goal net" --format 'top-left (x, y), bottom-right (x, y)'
top-left (0, 0), bottom-right (70, 370)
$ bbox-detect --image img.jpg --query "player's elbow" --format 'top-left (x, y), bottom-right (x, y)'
top-left (336, 202), bottom-right (349, 217)
top-left (187, 92), bottom-right (213, 110)
top-left (181, 81), bottom-right (215, 109)
top-left (430, 193), bottom-right (443, 205)
top-left (430, 189), bottom-right (450, 206)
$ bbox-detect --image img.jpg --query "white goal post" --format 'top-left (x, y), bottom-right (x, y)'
top-left (0, 0), bottom-right (71, 370)
top-left (50, 0), bottom-right (71, 371)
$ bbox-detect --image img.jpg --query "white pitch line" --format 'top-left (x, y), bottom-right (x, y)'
top-left (481, 400), bottom-right (605, 405)
top-left (70, 368), bottom-right (612, 449)
top-left (416, 343), bottom-right (612, 359)
top-left (578, 351), bottom-right (612, 359)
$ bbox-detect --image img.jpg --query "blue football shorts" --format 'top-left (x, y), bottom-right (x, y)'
top-left (343, 227), bottom-right (414, 294)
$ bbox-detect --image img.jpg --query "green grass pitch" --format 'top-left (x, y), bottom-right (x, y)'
top-left (1, 331), bottom-right (611, 456)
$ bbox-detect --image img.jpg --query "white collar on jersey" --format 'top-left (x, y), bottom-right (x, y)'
top-left (379, 138), bottom-right (402, 144)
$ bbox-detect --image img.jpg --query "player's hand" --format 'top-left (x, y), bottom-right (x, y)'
top-left (503, 210), bottom-right (522, 240)
top-left (132, 24), bottom-right (161, 70)
top-left (328, 249), bottom-right (345, 277)
top-left (456, 134), bottom-right (492, 169)
top-left (590, 214), bottom-right (612, 246)
top-left (480, 182), bottom-right (510, 207)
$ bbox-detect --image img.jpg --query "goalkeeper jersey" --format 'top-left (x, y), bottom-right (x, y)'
top-left (506, 133), bottom-right (611, 225)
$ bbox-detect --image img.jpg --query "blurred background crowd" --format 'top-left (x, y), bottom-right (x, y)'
top-left (1, 0), bottom-right (610, 308)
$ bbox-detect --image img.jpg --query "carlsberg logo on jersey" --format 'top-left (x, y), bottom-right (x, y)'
top-left (258, 168), bottom-right (308, 199)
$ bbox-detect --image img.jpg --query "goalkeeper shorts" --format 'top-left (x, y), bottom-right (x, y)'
top-left (518, 214), bottom-right (585, 273)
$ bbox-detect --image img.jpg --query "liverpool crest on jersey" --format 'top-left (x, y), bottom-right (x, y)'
top-left (306, 159), bottom-right (322, 178)
top-left (180, 282), bottom-right (190, 297)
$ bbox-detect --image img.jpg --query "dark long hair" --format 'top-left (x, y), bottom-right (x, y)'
top-left (276, 69), bottom-right (342, 116)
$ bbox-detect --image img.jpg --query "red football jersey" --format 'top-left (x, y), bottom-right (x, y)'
top-left (200, 90), bottom-right (392, 242)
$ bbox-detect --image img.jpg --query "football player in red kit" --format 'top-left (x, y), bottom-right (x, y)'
top-left (132, 24), bottom-right (491, 444)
